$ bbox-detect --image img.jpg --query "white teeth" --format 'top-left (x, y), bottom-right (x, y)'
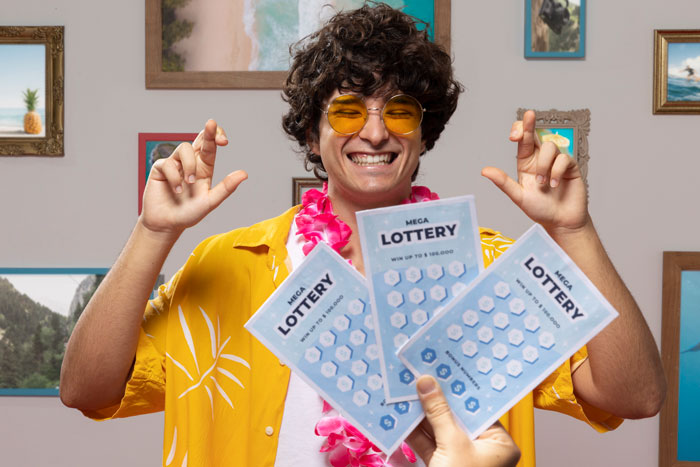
top-left (350, 153), bottom-right (393, 166)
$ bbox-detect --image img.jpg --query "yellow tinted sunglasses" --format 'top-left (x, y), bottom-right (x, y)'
top-left (323, 94), bottom-right (425, 136)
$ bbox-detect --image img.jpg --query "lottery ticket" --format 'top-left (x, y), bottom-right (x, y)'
top-left (356, 196), bottom-right (483, 402)
top-left (398, 223), bottom-right (618, 438)
top-left (245, 242), bottom-right (424, 455)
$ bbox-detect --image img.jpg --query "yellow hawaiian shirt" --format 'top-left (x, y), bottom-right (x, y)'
top-left (83, 206), bottom-right (622, 467)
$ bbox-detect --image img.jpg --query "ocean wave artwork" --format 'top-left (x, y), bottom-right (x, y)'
top-left (666, 43), bottom-right (700, 102)
top-left (667, 76), bottom-right (700, 102)
top-left (171, 0), bottom-right (433, 72)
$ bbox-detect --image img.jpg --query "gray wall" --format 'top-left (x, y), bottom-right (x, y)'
top-left (1, 1), bottom-right (698, 465)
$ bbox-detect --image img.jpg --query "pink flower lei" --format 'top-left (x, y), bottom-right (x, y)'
top-left (295, 183), bottom-right (438, 467)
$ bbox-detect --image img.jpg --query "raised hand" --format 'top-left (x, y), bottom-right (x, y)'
top-left (407, 375), bottom-right (520, 467)
top-left (481, 110), bottom-right (588, 234)
top-left (141, 119), bottom-right (248, 235)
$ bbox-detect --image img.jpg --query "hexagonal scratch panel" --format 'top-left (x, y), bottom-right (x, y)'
top-left (347, 298), bottom-right (366, 315)
top-left (387, 291), bottom-right (404, 308)
top-left (390, 312), bottom-right (408, 329)
top-left (337, 375), bottom-right (355, 392)
top-left (335, 345), bottom-right (353, 362)
top-left (448, 261), bottom-right (466, 277)
top-left (352, 390), bottom-right (370, 407)
top-left (478, 296), bottom-right (495, 313)
top-left (427, 264), bottom-right (444, 280)
top-left (304, 346), bottom-right (322, 363)
top-left (384, 270), bottom-right (401, 287)
top-left (405, 266), bottom-right (423, 283)
top-left (446, 324), bottom-right (464, 341)
top-left (430, 285), bottom-right (447, 302)
top-left (408, 288), bottom-right (426, 305)
top-left (411, 309), bottom-right (429, 326)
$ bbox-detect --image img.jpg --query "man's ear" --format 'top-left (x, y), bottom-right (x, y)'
top-left (307, 128), bottom-right (320, 155)
top-left (420, 139), bottom-right (427, 155)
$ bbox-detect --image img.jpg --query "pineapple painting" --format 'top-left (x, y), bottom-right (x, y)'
top-left (22, 88), bottom-right (42, 135)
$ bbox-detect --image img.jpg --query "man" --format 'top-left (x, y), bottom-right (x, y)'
top-left (59, 4), bottom-right (664, 467)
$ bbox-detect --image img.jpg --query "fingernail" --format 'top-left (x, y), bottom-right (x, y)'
top-left (175, 185), bottom-right (183, 194)
top-left (550, 178), bottom-right (559, 188)
top-left (417, 377), bottom-right (436, 395)
top-left (188, 175), bottom-right (195, 183)
top-left (510, 130), bottom-right (517, 138)
top-left (536, 175), bottom-right (544, 184)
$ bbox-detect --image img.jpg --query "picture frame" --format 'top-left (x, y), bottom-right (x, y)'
top-left (653, 30), bottom-right (700, 114)
top-left (0, 268), bottom-right (108, 396)
top-left (516, 108), bottom-right (590, 185)
top-left (0, 26), bottom-right (64, 156)
top-left (138, 132), bottom-right (198, 214)
top-left (292, 177), bottom-right (322, 206)
top-left (146, 0), bottom-right (451, 89)
top-left (524, 0), bottom-right (585, 58)
top-left (0, 268), bottom-right (165, 396)
top-left (660, 252), bottom-right (700, 466)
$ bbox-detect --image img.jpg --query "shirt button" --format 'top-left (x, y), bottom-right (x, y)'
top-left (279, 360), bottom-right (286, 366)
top-left (265, 426), bottom-right (274, 436)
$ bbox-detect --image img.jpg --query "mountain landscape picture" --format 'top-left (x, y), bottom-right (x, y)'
top-left (0, 271), bottom-right (106, 394)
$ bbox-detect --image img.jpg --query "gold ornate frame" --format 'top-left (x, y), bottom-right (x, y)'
top-left (516, 108), bottom-right (590, 186)
top-left (146, 0), bottom-right (451, 89)
top-left (653, 30), bottom-right (700, 114)
top-left (0, 26), bottom-right (64, 156)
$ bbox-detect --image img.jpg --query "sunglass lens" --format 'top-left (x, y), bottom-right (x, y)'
top-left (383, 95), bottom-right (423, 134)
top-left (327, 96), bottom-right (367, 134)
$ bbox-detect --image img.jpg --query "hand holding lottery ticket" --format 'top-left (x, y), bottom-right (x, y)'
top-left (407, 375), bottom-right (520, 467)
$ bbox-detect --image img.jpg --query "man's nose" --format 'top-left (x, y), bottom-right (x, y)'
top-left (357, 108), bottom-right (389, 145)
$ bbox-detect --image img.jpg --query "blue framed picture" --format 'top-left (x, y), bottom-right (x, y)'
top-left (0, 268), bottom-right (164, 396)
top-left (661, 252), bottom-right (700, 466)
top-left (525, 0), bottom-right (585, 58)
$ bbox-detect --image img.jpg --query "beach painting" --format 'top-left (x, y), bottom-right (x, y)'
top-left (0, 44), bottom-right (46, 138)
top-left (138, 133), bottom-right (198, 214)
top-left (677, 270), bottom-right (700, 461)
top-left (536, 127), bottom-right (575, 157)
top-left (163, 0), bottom-right (436, 72)
top-left (525, 0), bottom-right (585, 58)
top-left (667, 42), bottom-right (700, 102)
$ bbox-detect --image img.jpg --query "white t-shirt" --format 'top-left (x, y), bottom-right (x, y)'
top-left (274, 218), bottom-right (425, 467)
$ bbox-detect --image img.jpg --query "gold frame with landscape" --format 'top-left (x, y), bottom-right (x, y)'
top-left (0, 26), bottom-right (64, 157)
top-left (146, 0), bottom-right (451, 89)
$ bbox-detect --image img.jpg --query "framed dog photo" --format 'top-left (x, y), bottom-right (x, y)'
top-left (525, 0), bottom-right (585, 58)
top-left (653, 30), bottom-right (700, 114)
top-left (516, 108), bottom-right (590, 185)
top-left (138, 132), bottom-right (198, 214)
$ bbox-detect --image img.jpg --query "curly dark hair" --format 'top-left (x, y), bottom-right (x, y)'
top-left (281, 2), bottom-right (463, 180)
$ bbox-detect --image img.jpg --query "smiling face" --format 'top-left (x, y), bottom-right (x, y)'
top-left (308, 90), bottom-right (426, 209)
